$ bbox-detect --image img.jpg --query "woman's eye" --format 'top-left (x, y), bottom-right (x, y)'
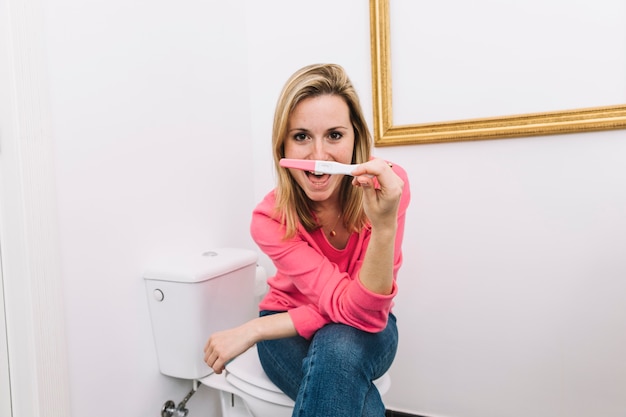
top-left (293, 133), bottom-right (308, 141)
top-left (329, 131), bottom-right (343, 140)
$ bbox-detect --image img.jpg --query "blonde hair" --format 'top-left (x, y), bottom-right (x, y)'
top-left (272, 64), bottom-right (372, 238)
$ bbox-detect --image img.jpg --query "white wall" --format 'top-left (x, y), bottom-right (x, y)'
top-left (42, 0), bottom-right (255, 416)
top-left (382, 132), bottom-right (626, 416)
top-left (4, 0), bottom-right (624, 416)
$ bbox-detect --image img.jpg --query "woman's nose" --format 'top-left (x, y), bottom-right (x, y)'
top-left (311, 138), bottom-right (327, 160)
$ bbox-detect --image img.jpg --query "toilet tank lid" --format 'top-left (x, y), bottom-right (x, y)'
top-left (142, 247), bottom-right (257, 283)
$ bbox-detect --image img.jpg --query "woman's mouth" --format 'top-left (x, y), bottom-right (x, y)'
top-left (306, 171), bottom-right (331, 185)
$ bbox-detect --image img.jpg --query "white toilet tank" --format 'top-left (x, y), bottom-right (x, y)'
top-left (144, 248), bottom-right (258, 380)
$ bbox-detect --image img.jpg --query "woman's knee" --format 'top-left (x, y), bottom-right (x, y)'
top-left (311, 324), bottom-right (370, 367)
top-left (311, 320), bottom-right (398, 375)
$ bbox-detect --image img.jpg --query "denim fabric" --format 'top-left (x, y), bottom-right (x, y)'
top-left (257, 311), bottom-right (398, 417)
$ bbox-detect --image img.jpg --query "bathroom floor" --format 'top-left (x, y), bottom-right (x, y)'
top-left (385, 410), bottom-right (424, 417)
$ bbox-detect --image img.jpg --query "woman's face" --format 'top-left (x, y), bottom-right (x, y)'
top-left (284, 94), bottom-right (355, 205)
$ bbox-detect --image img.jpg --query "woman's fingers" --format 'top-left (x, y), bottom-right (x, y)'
top-left (203, 324), bottom-right (256, 374)
top-left (352, 159), bottom-right (404, 224)
top-left (204, 340), bottom-right (220, 373)
top-left (351, 158), bottom-right (393, 183)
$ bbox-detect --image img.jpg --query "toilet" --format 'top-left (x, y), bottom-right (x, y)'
top-left (144, 248), bottom-right (391, 417)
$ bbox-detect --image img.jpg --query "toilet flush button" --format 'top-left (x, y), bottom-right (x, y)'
top-left (153, 289), bottom-right (164, 302)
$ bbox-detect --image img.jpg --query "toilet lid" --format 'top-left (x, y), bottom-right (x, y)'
top-left (225, 345), bottom-right (295, 407)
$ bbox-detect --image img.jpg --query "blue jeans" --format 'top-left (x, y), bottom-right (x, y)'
top-left (257, 311), bottom-right (398, 417)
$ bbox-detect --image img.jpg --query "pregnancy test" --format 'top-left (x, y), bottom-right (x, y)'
top-left (279, 159), bottom-right (360, 176)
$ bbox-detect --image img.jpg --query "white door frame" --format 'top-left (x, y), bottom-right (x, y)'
top-left (0, 0), bottom-right (71, 416)
top-left (0, 0), bottom-right (14, 412)
top-left (0, 256), bottom-right (11, 417)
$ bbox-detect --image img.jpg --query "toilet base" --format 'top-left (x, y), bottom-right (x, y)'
top-left (199, 372), bottom-right (292, 417)
top-left (217, 390), bottom-right (254, 417)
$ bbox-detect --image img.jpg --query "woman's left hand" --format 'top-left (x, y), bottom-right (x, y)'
top-left (351, 158), bottom-right (404, 230)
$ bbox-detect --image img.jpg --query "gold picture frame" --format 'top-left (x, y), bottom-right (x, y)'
top-left (370, 0), bottom-right (626, 146)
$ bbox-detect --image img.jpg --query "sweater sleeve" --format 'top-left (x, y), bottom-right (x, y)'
top-left (252, 162), bottom-right (411, 339)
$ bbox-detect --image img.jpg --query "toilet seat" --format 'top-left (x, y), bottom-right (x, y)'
top-left (224, 345), bottom-right (391, 407)
top-left (225, 345), bottom-right (295, 407)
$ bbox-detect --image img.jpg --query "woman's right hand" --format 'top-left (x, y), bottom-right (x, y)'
top-left (204, 324), bottom-right (257, 374)
top-left (203, 312), bottom-right (298, 374)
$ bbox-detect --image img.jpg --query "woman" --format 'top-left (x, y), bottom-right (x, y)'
top-left (204, 63), bottom-right (410, 416)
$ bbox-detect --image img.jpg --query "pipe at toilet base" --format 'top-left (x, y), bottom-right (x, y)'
top-left (161, 380), bottom-right (199, 417)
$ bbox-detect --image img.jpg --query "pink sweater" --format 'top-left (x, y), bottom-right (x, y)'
top-left (251, 162), bottom-right (410, 339)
